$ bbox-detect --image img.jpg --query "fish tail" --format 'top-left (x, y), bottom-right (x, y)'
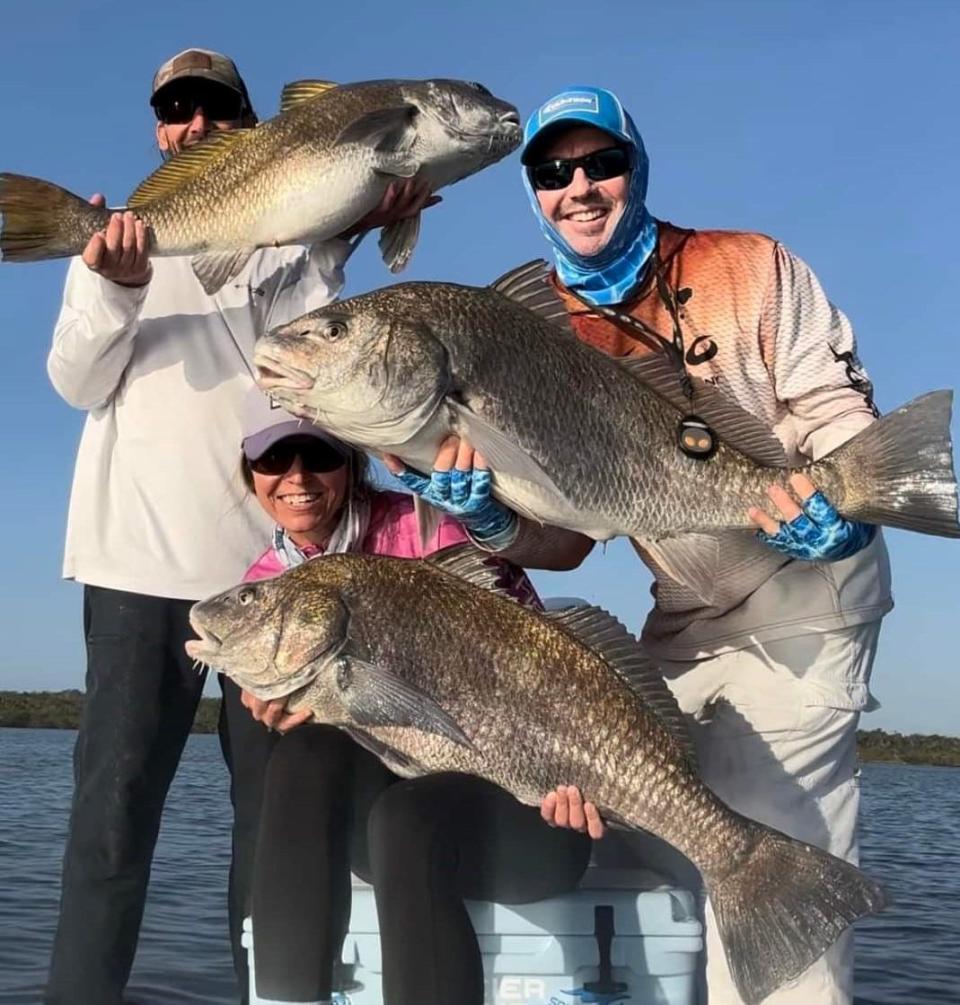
top-left (820, 389), bottom-right (960, 538)
top-left (0, 173), bottom-right (109, 261)
top-left (705, 825), bottom-right (887, 1005)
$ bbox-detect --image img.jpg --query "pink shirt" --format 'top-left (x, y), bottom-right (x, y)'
top-left (244, 490), bottom-right (541, 607)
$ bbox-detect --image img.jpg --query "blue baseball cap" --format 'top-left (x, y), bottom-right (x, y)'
top-left (521, 86), bottom-right (633, 165)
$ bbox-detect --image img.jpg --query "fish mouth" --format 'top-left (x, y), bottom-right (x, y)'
top-left (185, 627), bottom-right (221, 664)
top-left (491, 113), bottom-right (521, 146)
top-left (254, 349), bottom-right (316, 392)
top-left (442, 109), bottom-right (521, 149)
top-left (485, 116), bottom-right (522, 158)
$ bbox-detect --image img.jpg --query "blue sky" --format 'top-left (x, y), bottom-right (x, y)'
top-left (0, 0), bottom-right (957, 735)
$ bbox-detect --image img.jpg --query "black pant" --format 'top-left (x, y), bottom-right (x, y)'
top-left (218, 675), bottom-right (280, 999)
top-left (45, 586), bottom-right (260, 1005)
top-left (45, 586), bottom-right (206, 1004)
top-left (251, 725), bottom-right (592, 1005)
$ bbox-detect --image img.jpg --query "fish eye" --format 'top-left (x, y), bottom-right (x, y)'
top-left (322, 321), bottom-right (348, 342)
top-left (237, 588), bottom-right (255, 606)
top-left (469, 81), bottom-right (492, 96)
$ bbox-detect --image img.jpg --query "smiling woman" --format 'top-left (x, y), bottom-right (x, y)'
top-left (209, 388), bottom-right (579, 1005)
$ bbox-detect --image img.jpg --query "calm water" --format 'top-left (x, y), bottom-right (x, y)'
top-left (1, 729), bottom-right (957, 1004)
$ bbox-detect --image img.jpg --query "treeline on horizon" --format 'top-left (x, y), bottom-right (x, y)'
top-left (1, 691), bottom-right (958, 766)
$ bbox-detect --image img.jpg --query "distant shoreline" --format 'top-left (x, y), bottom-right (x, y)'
top-left (3, 691), bottom-right (959, 767)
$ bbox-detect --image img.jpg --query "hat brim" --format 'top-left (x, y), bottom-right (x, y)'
top-left (150, 71), bottom-right (244, 105)
top-left (242, 421), bottom-right (350, 462)
top-left (521, 116), bottom-right (628, 165)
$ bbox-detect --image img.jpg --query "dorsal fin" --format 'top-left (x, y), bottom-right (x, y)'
top-left (544, 604), bottom-right (697, 767)
top-left (616, 352), bottom-right (789, 468)
top-left (128, 130), bottom-right (251, 207)
top-left (279, 79), bottom-right (339, 114)
top-left (490, 259), bottom-right (573, 333)
top-left (426, 544), bottom-right (520, 603)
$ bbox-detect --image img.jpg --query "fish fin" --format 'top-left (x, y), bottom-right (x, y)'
top-left (426, 543), bottom-right (521, 603)
top-left (413, 495), bottom-right (445, 554)
top-left (0, 173), bottom-right (109, 261)
top-left (372, 158), bottom-right (420, 180)
top-left (616, 353), bottom-right (790, 468)
top-left (279, 79), bottom-right (339, 114)
top-left (336, 656), bottom-right (472, 746)
top-left (544, 604), bottom-right (696, 768)
top-left (191, 248), bottom-right (256, 294)
top-left (632, 533), bottom-right (725, 605)
top-left (335, 104), bottom-right (418, 152)
top-left (446, 399), bottom-right (565, 497)
top-left (706, 824), bottom-right (886, 1005)
top-left (594, 808), bottom-right (636, 831)
top-left (816, 390), bottom-right (960, 537)
top-left (341, 726), bottom-right (428, 778)
top-left (489, 259), bottom-right (574, 333)
top-left (636, 531), bottom-right (786, 603)
top-left (380, 211), bottom-right (421, 273)
top-left (128, 130), bottom-right (251, 208)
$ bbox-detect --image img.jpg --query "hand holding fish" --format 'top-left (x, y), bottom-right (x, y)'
top-left (240, 687), bottom-right (312, 733)
top-left (541, 785), bottom-right (606, 840)
top-left (339, 177), bottom-right (441, 240)
top-left (81, 195), bottom-right (152, 287)
top-left (384, 436), bottom-right (519, 546)
top-left (749, 472), bottom-right (875, 561)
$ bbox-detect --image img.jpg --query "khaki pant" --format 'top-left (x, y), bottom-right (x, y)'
top-left (660, 621), bottom-right (882, 1005)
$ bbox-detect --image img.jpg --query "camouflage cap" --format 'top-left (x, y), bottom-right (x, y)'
top-left (150, 48), bottom-right (251, 107)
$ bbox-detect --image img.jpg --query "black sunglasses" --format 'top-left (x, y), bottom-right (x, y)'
top-left (528, 146), bottom-right (631, 191)
top-left (249, 438), bottom-right (346, 476)
top-left (154, 81), bottom-right (245, 124)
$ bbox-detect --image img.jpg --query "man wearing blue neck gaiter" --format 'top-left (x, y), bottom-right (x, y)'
top-left (526, 86), bottom-right (892, 1005)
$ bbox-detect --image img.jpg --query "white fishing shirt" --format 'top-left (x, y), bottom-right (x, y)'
top-left (48, 242), bottom-right (353, 600)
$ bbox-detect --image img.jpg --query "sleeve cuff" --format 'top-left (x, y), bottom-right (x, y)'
top-left (75, 265), bottom-right (150, 321)
top-left (466, 514), bottom-right (520, 553)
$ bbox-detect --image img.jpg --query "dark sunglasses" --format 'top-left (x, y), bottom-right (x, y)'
top-left (528, 146), bottom-right (631, 191)
top-left (249, 438), bottom-right (346, 476)
top-left (154, 82), bottom-right (245, 124)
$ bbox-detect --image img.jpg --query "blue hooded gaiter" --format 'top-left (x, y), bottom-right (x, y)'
top-left (521, 86), bottom-right (658, 307)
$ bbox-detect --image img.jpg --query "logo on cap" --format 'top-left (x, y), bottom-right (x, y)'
top-left (540, 92), bottom-right (599, 124)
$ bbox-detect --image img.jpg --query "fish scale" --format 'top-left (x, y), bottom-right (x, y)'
top-left (256, 263), bottom-right (958, 605)
top-left (187, 547), bottom-right (888, 1005)
top-left (0, 78), bottom-right (521, 292)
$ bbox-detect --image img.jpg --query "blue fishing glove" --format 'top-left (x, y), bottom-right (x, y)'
top-left (393, 464), bottom-right (518, 546)
top-left (757, 490), bottom-right (875, 561)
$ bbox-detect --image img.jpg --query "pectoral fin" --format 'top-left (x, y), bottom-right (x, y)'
top-left (192, 248), bottom-right (255, 294)
top-left (413, 494), bottom-right (445, 554)
top-left (445, 399), bottom-right (564, 504)
top-left (633, 533), bottom-right (722, 605)
top-left (335, 657), bottom-right (472, 747)
top-left (342, 726), bottom-right (428, 778)
top-left (336, 105), bottom-right (418, 151)
top-left (379, 211), bottom-right (421, 273)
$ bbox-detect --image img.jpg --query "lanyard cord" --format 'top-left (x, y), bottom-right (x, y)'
top-left (563, 253), bottom-right (694, 399)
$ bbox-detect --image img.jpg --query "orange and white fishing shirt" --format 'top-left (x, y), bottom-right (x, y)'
top-left (553, 221), bottom-right (892, 673)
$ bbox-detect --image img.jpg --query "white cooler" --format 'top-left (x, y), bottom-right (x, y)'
top-left (337, 863), bottom-right (702, 1005)
top-left (246, 867), bottom-right (702, 1005)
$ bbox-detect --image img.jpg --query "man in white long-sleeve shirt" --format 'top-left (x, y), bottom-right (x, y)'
top-left (44, 48), bottom-right (436, 1005)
